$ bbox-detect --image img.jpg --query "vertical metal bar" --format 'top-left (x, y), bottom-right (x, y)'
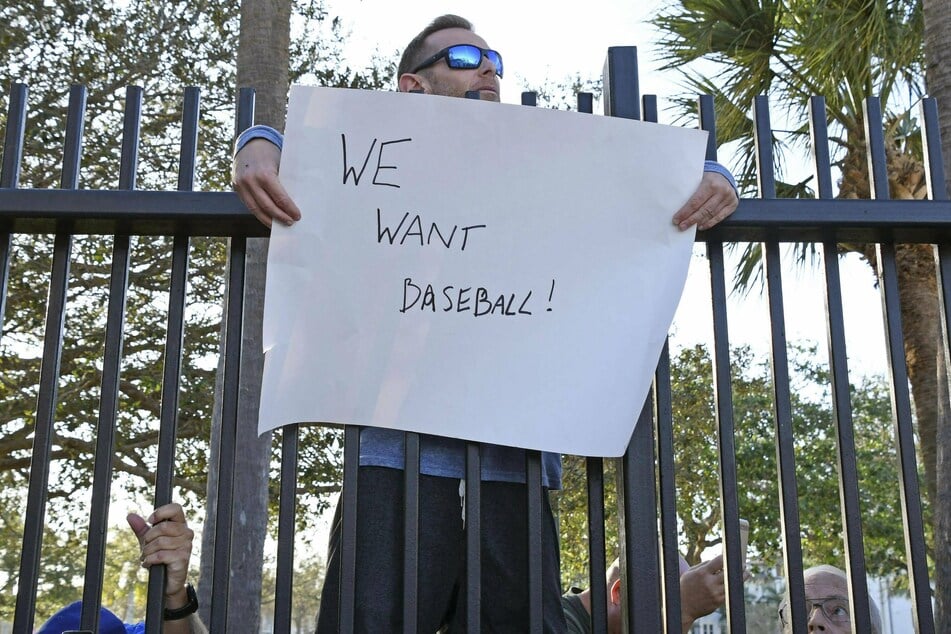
top-left (576, 88), bottom-right (606, 634)
top-left (80, 85), bottom-right (141, 634)
top-left (144, 86), bottom-right (199, 634)
top-left (273, 424), bottom-right (299, 634)
top-left (14, 229), bottom-right (74, 634)
top-left (580, 75), bottom-right (606, 632)
top-left (752, 96), bottom-right (777, 200)
top-left (865, 97), bottom-right (936, 634)
top-left (654, 342), bottom-right (682, 634)
top-left (207, 86), bottom-right (255, 632)
top-left (518, 81), bottom-right (545, 634)
top-left (922, 98), bottom-right (949, 202)
top-left (0, 83), bottom-right (28, 338)
top-left (754, 95), bottom-right (808, 634)
top-left (459, 88), bottom-right (485, 634)
top-left (402, 431), bottom-right (420, 634)
top-left (209, 235), bottom-right (246, 632)
top-left (0, 88), bottom-right (26, 625)
top-left (602, 47), bottom-right (640, 120)
top-left (338, 425), bottom-right (360, 634)
top-left (809, 96), bottom-right (872, 634)
top-left (618, 397), bottom-right (662, 634)
top-left (11, 83), bottom-right (80, 634)
top-left (808, 97), bottom-right (835, 201)
top-left (585, 456), bottom-right (607, 634)
top-left (699, 94), bottom-right (747, 633)
top-left (641, 94), bottom-right (657, 124)
top-left (577, 91), bottom-right (594, 115)
top-left (603, 43), bottom-right (662, 634)
top-left (465, 442), bottom-right (482, 633)
top-left (525, 446), bottom-right (544, 634)
top-left (0, 83), bottom-right (27, 187)
top-left (876, 243), bottom-right (936, 633)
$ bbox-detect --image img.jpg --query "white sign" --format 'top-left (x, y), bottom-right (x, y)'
top-left (259, 86), bottom-right (705, 457)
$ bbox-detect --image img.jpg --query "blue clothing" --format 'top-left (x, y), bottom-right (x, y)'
top-left (38, 600), bottom-right (143, 634)
top-left (360, 428), bottom-right (563, 488)
top-left (237, 123), bottom-right (738, 490)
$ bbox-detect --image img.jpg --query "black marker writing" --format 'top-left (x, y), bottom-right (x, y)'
top-left (401, 277), bottom-right (533, 316)
top-left (341, 134), bottom-right (412, 187)
top-left (377, 209), bottom-right (486, 250)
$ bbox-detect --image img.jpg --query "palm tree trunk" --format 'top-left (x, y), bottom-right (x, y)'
top-left (924, 0), bottom-right (951, 199)
top-left (923, 1), bottom-right (951, 629)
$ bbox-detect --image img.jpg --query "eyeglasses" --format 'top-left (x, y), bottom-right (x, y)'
top-left (779, 596), bottom-right (850, 626)
top-left (410, 44), bottom-right (504, 78)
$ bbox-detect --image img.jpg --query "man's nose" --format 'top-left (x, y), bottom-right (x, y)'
top-left (806, 604), bottom-right (826, 630)
top-left (478, 54), bottom-right (497, 76)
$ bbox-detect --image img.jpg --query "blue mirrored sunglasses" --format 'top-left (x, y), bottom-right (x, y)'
top-left (411, 44), bottom-right (503, 78)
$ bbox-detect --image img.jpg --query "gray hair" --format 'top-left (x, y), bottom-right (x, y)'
top-left (782, 565), bottom-right (881, 634)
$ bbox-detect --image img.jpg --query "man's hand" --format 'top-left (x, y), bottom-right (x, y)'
top-left (232, 139), bottom-right (300, 228)
top-left (127, 503), bottom-right (195, 608)
top-left (672, 172), bottom-right (738, 231)
top-left (680, 555), bottom-right (727, 633)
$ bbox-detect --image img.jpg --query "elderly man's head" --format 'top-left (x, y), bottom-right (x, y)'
top-left (780, 565), bottom-right (881, 634)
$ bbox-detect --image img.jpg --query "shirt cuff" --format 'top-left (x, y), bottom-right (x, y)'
top-left (703, 160), bottom-right (738, 195)
top-left (234, 124), bottom-right (284, 157)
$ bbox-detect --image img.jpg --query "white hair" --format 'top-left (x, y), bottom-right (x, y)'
top-left (788, 565), bottom-right (882, 634)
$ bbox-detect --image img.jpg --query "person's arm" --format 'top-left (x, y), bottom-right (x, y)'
top-left (672, 162), bottom-right (739, 231)
top-left (231, 125), bottom-right (299, 228)
top-left (128, 503), bottom-right (208, 634)
top-left (679, 555), bottom-right (727, 633)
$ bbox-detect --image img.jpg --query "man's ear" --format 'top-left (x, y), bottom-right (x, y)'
top-left (398, 73), bottom-right (427, 93)
top-left (610, 579), bottom-right (622, 605)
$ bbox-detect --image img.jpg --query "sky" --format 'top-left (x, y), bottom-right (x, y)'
top-left (324, 0), bottom-right (678, 104)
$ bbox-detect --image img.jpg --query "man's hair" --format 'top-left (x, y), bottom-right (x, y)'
top-left (397, 14), bottom-right (474, 81)
top-left (605, 558), bottom-right (621, 586)
top-left (782, 565), bottom-right (882, 634)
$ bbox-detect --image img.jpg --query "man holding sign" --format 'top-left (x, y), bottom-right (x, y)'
top-left (233, 14), bottom-right (737, 633)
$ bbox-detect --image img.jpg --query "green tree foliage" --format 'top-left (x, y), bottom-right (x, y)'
top-left (651, 0), bottom-right (944, 619)
top-left (557, 344), bottom-right (909, 591)
top-left (0, 0), bottom-right (392, 623)
top-left (650, 0), bottom-right (924, 197)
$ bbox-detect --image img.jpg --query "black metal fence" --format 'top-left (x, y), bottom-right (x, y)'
top-left (1, 46), bottom-right (946, 633)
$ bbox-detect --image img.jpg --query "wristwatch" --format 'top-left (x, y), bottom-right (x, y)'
top-left (164, 583), bottom-right (199, 621)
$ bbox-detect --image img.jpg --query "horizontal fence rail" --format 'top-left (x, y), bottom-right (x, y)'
top-left (0, 43), bottom-right (946, 634)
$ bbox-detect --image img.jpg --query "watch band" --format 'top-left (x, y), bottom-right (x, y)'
top-left (164, 582), bottom-right (199, 621)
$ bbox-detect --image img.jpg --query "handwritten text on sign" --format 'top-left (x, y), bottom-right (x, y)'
top-left (343, 132), bottom-right (548, 316)
top-left (259, 86), bottom-right (706, 457)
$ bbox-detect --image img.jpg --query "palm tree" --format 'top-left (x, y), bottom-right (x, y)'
top-left (651, 0), bottom-right (947, 623)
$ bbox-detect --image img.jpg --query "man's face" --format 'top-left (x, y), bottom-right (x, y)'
top-left (415, 27), bottom-right (501, 101)
top-left (798, 571), bottom-right (851, 633)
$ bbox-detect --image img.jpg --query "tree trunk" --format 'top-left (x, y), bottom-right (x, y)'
top-left (924, 0), bottom-right (951, 200)
top-left (923, 1), bottom-right (951, 629)
top-left (199, 0), bottom-right (291, 630)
